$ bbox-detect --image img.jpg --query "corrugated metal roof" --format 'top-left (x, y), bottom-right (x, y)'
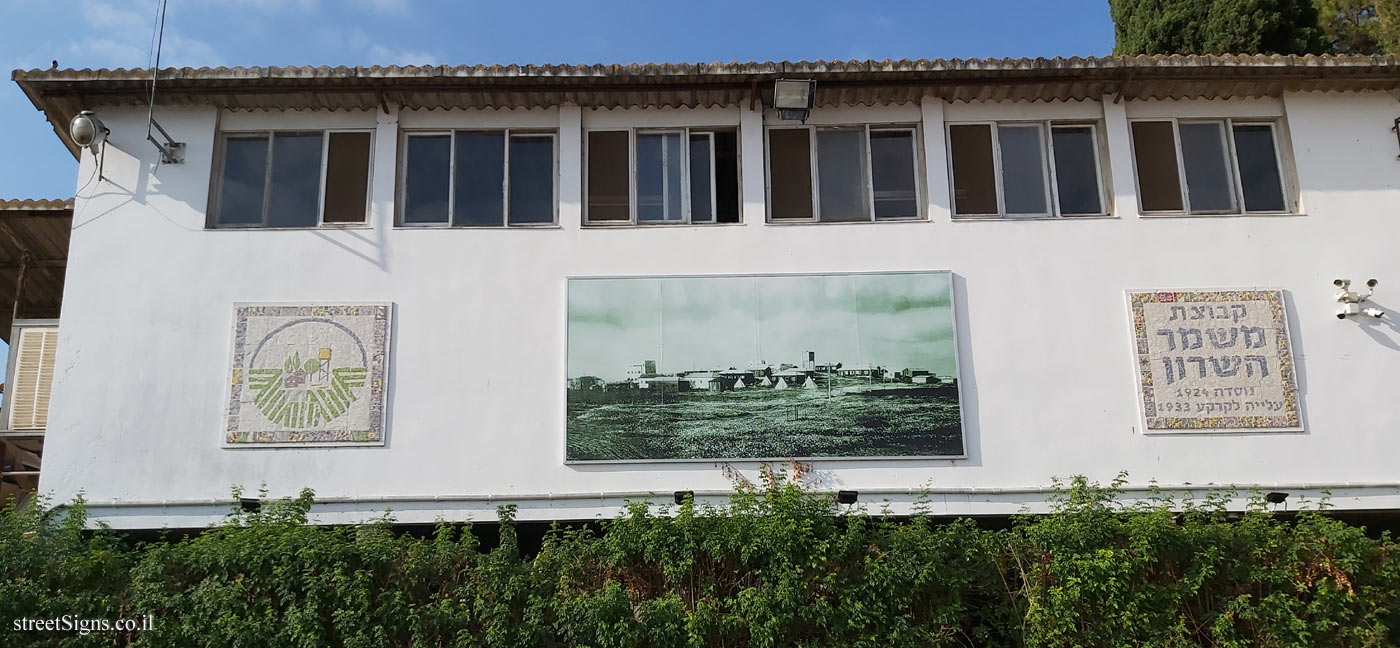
top-left (0, 199), bottom-right (74, 212)
top-left (0, 199), bottom-right (70, 342)
top-left (14, 54), bottom-right (1400, 156)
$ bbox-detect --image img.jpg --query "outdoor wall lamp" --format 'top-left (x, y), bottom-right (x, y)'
top-left (1334, 278), bottom-right (1383, 319)
top-left (836, 490), bottom-right (858, 505)
top-left (774, 79), bottom-right (816, 122)
top-left (70, 110), bottom-right (111, 182)
top-left (673, 490), bottom-right (694, 505)
top-left (69, 110), bottom-right (108, 149)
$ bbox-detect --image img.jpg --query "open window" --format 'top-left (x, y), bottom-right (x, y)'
top-left (585, 128), bottom-right (740, 225)
top-left (400, 129), bottom-right (557, 227)
top-left (211, 130), bottom-right (372, 228)
top-left (767, 125), bottom-right (922, 222)
top-left (1130, 118), bottom-right (1290, 215)
top-left (947, 121), bottom-right (1108, 219)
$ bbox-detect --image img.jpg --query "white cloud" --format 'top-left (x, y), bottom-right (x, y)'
top-left (200, 0), bottom-right (318, 13)
top-left (68, 0), bottom-right (221, 68)
top-left (367, 44), bottom-right (437, 66)
top-left (314, 26), bottom-right (372, 52)
top-left (353, 0), bottom-right (409, 14)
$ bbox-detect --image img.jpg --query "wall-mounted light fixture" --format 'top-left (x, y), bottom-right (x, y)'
top-left (69, 110), bottom-right (110, 182)
top-left (773, 79), bottom-right (816, 122)
top-left (1334, 278), bottom-right (1383, 319)
top-left (673, 490), bottom-right (694, 505)
top-left (836, 490), bottom-right (858, 505)
top-left (69, 110), bottom-right (108, 149)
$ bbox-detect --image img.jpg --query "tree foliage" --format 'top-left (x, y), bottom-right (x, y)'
top-left (1314, 0), bottom-right (1400, 52)
top-left (1110, 0), bottom-right (1329, 54)
top-left (2, 473), bottom-right (1398, 647)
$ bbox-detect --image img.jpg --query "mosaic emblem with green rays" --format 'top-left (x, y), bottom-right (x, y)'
top-left (246, 350), bottom-right (368, 429)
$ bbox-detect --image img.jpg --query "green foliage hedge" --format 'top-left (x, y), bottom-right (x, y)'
top-left (2, 473), bottom-right (1398, 647)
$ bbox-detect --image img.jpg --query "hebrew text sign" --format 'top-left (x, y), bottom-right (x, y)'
top-left (1128, 290), bottom-right (1301, 432)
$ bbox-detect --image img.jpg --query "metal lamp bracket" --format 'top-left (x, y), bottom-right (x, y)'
top-left (1392, 116), bottom-right (1400, 160)
top-left (148, 117), bottom-right (185, 164)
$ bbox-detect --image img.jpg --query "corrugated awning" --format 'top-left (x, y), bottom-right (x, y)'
top-left (0, 199), bottom-right (71, 342)
top-left (14, 54), bottom-right (1400, 157)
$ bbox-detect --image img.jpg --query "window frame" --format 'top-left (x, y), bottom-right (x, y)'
top-left (583, 126), bottom-right (736, 226)
top-left (764, 123), bottom-right (925, 224)
top-left (946, 119), bottom-right (1110, 220)
top-left (1129, 117), bottom-right (1293, 217)
top-left (396, 128), bottom-right (560, 228)
top-left (208, 128), bottom-right (375, 230)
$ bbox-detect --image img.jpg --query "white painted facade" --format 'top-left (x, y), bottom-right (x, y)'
top-left (35, 89), bottom-right (1400, 528)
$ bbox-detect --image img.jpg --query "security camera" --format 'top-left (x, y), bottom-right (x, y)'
top-left (1367, 279), bottom-right (1379, 288)
top-left (1334, 279), bottom-right (1350, 288)
top-left (1337, 312), bottom-right (1349, 320)
top-left (1364, 308), bottom-right (1385, 318)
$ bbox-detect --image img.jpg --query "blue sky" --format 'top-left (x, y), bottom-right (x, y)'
top-left (0, 0), bottom-right (1115, 199)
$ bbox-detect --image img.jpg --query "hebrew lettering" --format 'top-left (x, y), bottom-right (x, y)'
top-left (1206, 328), bottom-right (1238, 348)
top-left (1129, 290), bottom-right (1300, 432)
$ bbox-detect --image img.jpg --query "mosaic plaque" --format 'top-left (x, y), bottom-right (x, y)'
top-left (225, 304), bottom-right (390, 445)
top-left (1128, 290), bottom-right (1301, 433)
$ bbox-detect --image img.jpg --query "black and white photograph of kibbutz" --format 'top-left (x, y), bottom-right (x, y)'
top-left (565, 271), bottom-right (964, 461)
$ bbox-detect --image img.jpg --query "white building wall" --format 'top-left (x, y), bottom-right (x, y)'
top-left (38, 91), bottom-right (1400, 528)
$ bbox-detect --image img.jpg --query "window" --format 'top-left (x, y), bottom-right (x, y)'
top-left (211, 130), bottom-right (372, 228)
top-left (948, 122), bottom-right (1106, 218)
top-left (3, 321), bottom-right (58, 431)
top-left (767, 125), bottom-right (921, 222)
top-left (585, 128), bottom-right (740, 225)
top-left (1130, 119), bottom-right (1289, 215)
top-left (400, 129), bottom-right (557, 227)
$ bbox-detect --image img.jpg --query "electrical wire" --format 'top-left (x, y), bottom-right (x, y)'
top-left (147, 0), bottom-right (168, 172)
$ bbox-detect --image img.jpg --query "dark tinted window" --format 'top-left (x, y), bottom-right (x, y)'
top-left (998, 125), bottom-right (1048, 215)
top-left (636, 132), bottom-right (684, 222)
top-left (1051, 126), bottom-right (1103, 215)
top-left (586, 131), bottom-right (630, 222)
top-left (949, 124), bottom-right (997, 215)
top-left (870, 130), bottom-right (918, 219)
top-left (769, 129), bottom-right (814, 220)
top-left (454, 131), bottom-right (505, 226)
top-left (402, 135), bottom-right (451, 224)
top-left (266, 133), bottom-right (323, 228)
top-left (1179, 121), bottom-right (1235, 212)
top-left (713, 131), bottom-right (740, 223)
top-left (322, 132), bottom-right (371, 224)
top-left (1233, 124), bottom-right (1286, 212)
top-left (215, 136), bottom-right (269, 226)
top-left (1130, 121), bottom-right (1184, 212)
top-left (815, 128), bottom-right (868, 222)
top-left (689, 133), bottom-right (714, 222)
top-left (508, 135), bottom-right (555, 224)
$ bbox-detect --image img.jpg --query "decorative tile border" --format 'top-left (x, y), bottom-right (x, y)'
top-left (225, 303), bottom-right (390, 446)
top-left (1128, 290), bottom-right (1302, 433)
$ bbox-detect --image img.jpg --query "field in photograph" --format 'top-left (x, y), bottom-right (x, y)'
top-left (566, 385), bottom-right (963, 461)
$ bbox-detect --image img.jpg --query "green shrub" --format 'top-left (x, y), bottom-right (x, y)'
top-left (1, 473), bottom-right (1396, 647)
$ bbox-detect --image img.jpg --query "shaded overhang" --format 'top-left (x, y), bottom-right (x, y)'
top-left (13, 54), bottom-right (1400, 159)
top-left (0, 199), bottom-right (71, 342)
